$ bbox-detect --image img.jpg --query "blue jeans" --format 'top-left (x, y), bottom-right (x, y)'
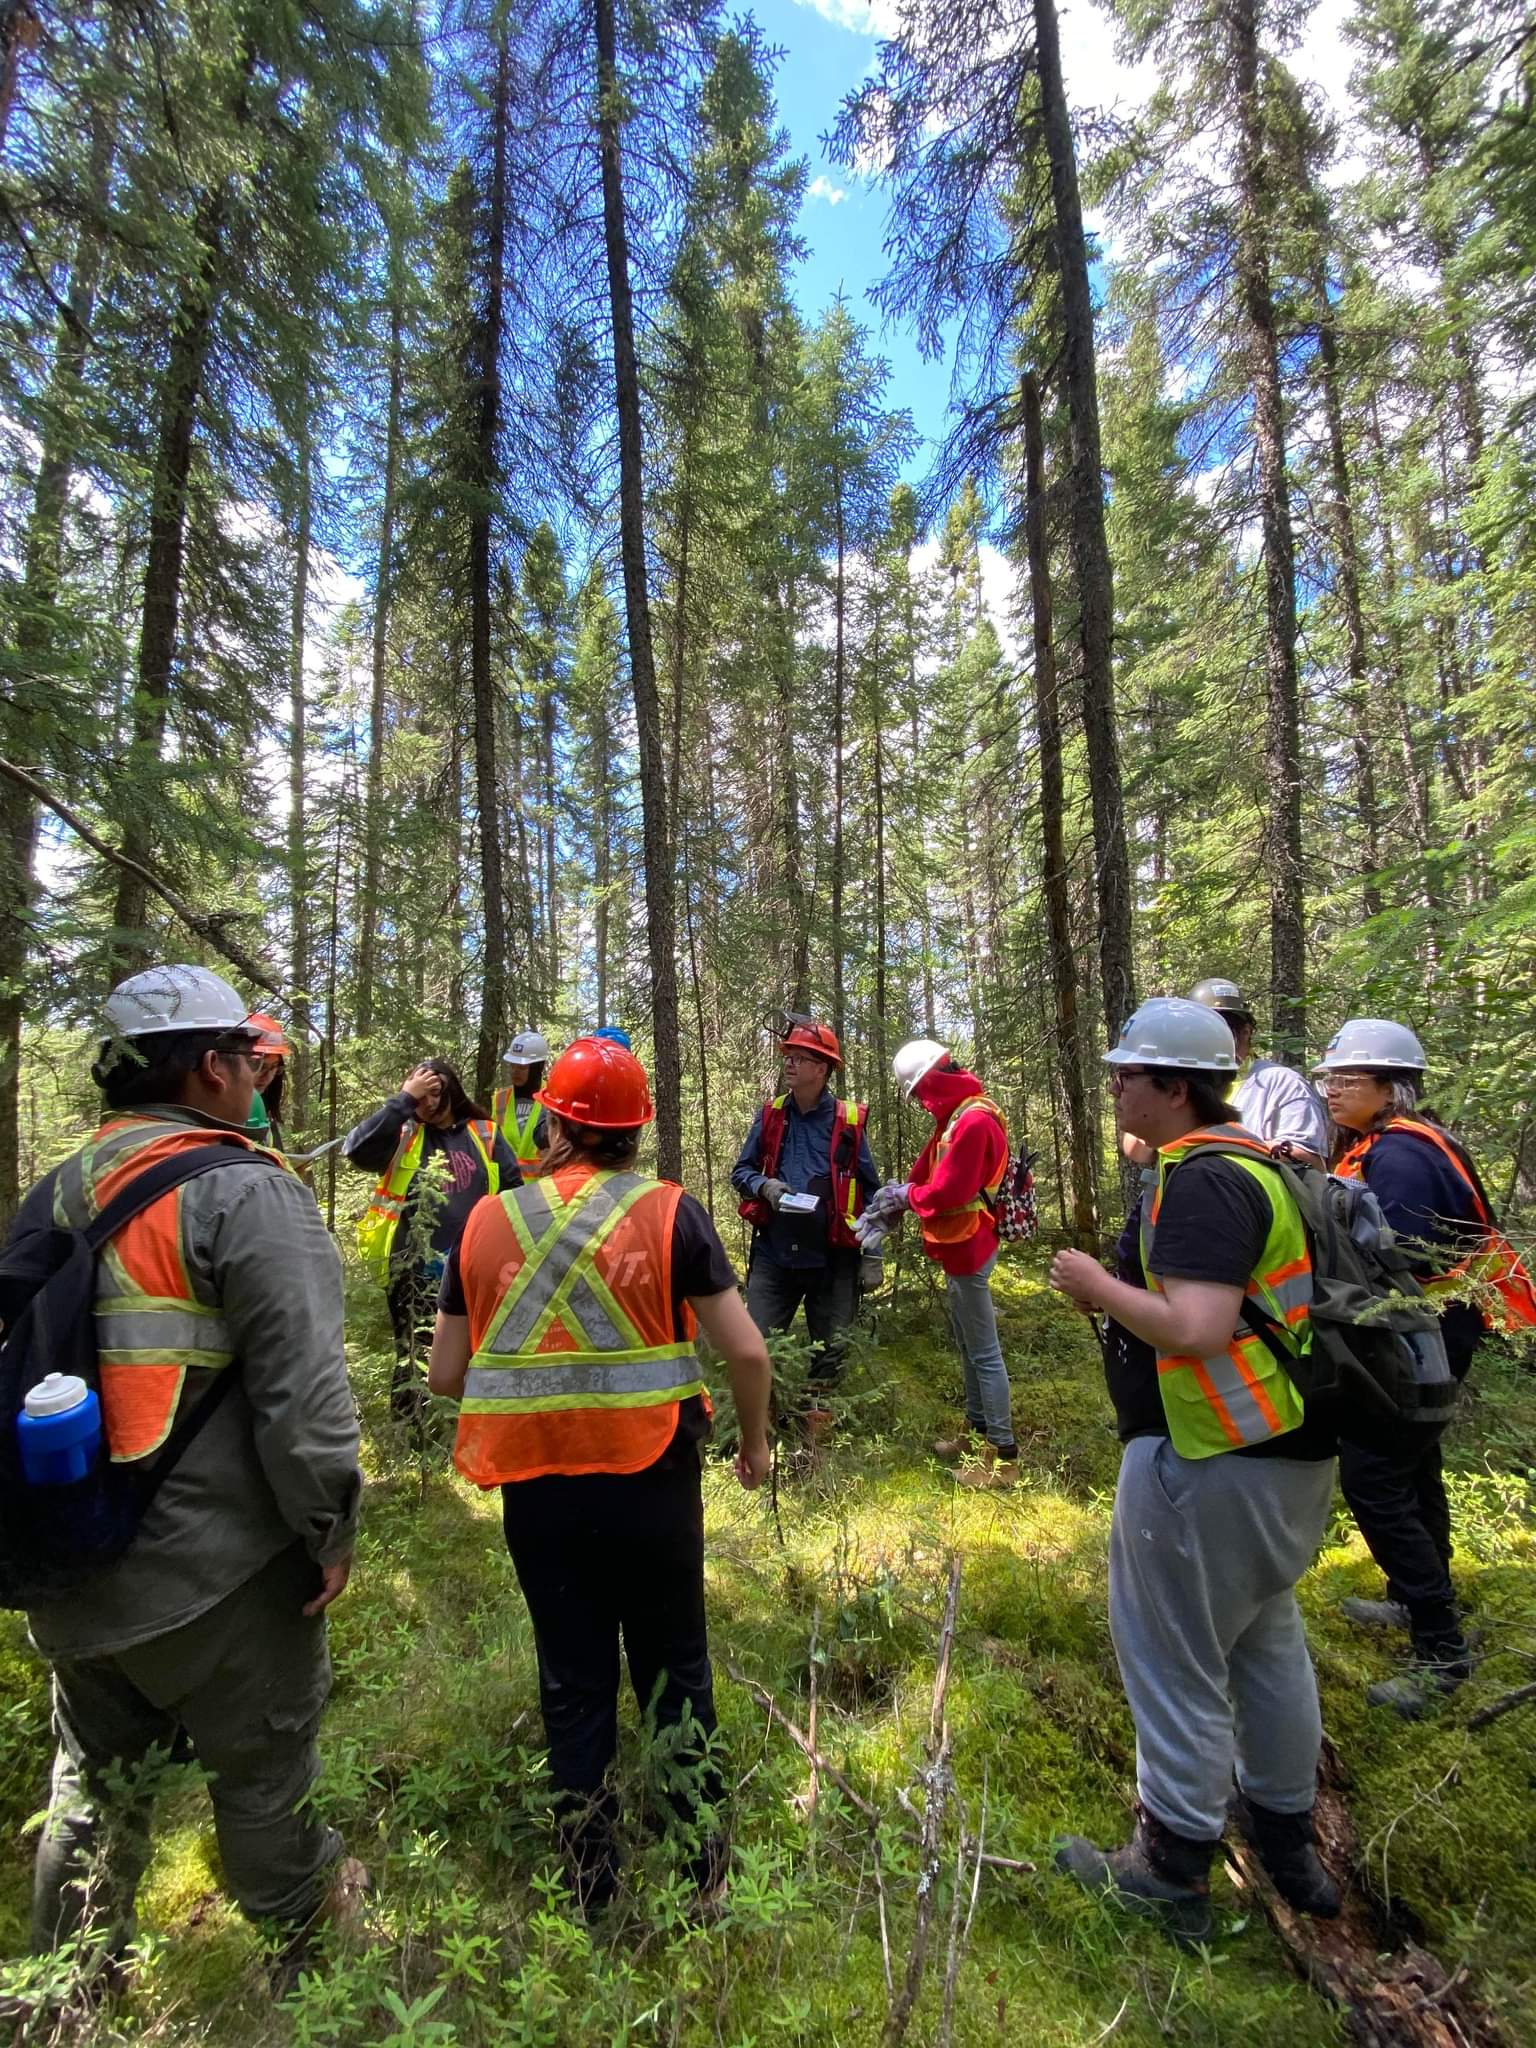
top-left (946, 1255), bottom-right (1014, 1449)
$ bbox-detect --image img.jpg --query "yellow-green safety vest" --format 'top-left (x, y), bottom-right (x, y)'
top-left (1139, 1125), bottom-right (1311, 1460)
top-left (493, 1087), bottom-right (543, 1164)
top-left (357, 1117), bottom-right (499, 1279)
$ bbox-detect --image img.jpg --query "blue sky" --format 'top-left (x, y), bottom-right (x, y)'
top-left (746, 0), bottom-right (955, 468)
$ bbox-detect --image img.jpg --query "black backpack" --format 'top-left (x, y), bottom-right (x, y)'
top-left (1187, 1147), bottom-right (1457, 1434)
top-left (0, 1143), bottom-right (280, 1610)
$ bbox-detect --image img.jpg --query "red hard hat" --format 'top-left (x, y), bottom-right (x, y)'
top-left (781, 1019), bottom-right (842, 1070)
top-left (247, 1012), bottom-right (293, 1059)
top-left (537, 1037), bottom-right (655, 1128)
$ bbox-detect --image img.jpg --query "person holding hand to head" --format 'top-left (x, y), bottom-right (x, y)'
top-left (344, 1059), bottom-right (519, 1415)
top-left (429, 1037), bottom-right (772, 1918)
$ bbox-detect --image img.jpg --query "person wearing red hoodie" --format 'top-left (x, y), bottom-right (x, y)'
top-left (861, 1039), bottom-right (1019, 1487)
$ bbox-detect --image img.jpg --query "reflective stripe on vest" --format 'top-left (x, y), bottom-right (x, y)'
top-left (919, 1096), bottom-right (1008, 1250)
top-left (1140, 1126), bottom-right (1310, 1460)
top-left (756, 1093), bottom-right (868, 1249)
top-left (1336, 1118), bottom-right (1536, 1330)
top-left (53, 1119), bottom-right (252, 1463)
top-left (494, 1088), bottom-right (543, 1164)
top-left (453, 1166), bottom-right (706, 1484)
top-left (357, 1116), bottom-right (499, 1277)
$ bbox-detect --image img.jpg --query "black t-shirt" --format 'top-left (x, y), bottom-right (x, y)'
top-left (439, 1187), bottom-right (736, 1447)
top-left (1106, 1151), bottom-right (1335, 1461)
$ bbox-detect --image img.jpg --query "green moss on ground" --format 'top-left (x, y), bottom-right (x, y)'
top-left (2, 1251), bottom-right (1533, 2044)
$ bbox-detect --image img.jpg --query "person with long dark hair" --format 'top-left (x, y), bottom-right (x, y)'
top-left (1317, 1016), bottom-right (1536, 1714)
top-left (428, 1037), bottom-right (772, 1917)
top-left (344, 1059), bottom-right (521, 1415)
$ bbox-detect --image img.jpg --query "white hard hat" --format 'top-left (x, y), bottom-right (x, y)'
top-left (1105, 997), bottom-right (1238, 1072)
top-left (102, 964), bottom-right (253, 1041)
top-left (893, 1038), bottom-right (950, 1099)
top-left (502, 1029), bottom-right (551, 1066)
top-left (1314, 1017), bottom-right (1426, 1074)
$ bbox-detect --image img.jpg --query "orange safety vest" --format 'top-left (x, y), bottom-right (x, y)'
top-left (50, 1119), bottom-right (264, 1462)
top-left (452, 1163), bottom-right (708, 1485)
top-left (917, 1095), bottom-right (1008, 1250)
top-left (1336, 1117), bottom-right (1536, 1331)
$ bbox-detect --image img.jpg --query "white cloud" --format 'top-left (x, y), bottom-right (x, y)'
top-left (808, 174), bottom-right (850, 205)
top-left (786, 0), bottom-right (901, 36)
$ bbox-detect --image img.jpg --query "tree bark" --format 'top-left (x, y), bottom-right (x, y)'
top-left (1034, 0), bottom-right (1135, 1045)
top-left (1311, 263), bottom-right (1381, 917)
top-left (357, 228), bottom-right (405, 1040)
top-left (1023, 373), bottom-right (1096, 1244)
top-left (831, 487), bottom-right (847, 1042)
top-left (1227, 0), bottom-right (1305, 1049)
top-left (594, 0), bottom-right (682, 1178)
top-left (469, 33), bottom-right (512, 1096)
top-left (111, 186), bottom-right (228, 968)
top-left (286, 416), bottom-right (313, 1132)
top-left (0, 0), bottom-right (38, 157)
top-left (0, 59), bottom-right (115, 1217)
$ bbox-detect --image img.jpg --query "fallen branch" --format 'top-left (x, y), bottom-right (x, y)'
top-left (0, 755), bottom-right (283, 997)
top-left (1467, 1682), bottom-right (1536, 1731)
top-left (721, 1660), bottom-right (877, 1823)
top-left (882, 1553), bottom-right (963, 2048)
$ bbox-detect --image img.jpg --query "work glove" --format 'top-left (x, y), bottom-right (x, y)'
top-left (859, 1252), bottom-right (886, 1293)
top-left (870, 1180), bottom-right (911, 1222)
top-left (855, 1213), bottom-right (887, 1252)
top-left (760, 1178), bottom-right (790, 1212)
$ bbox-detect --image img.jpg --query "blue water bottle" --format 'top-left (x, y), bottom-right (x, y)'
top-left (17, 1373), bottom-right (102, 1485)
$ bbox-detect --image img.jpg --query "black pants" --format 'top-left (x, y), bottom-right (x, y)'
top-left (500, 1442), bottom-right (722, 1905)
top-left (1338, 1423), bottom-right (1463, 1652)
top-left (745, 1249), bottom-right (859, 1385)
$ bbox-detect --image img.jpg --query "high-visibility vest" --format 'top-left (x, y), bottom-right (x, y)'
top-left (1140, 1126), bottom-right (1311, 1460)
top-left (492, 1087), bottom-right (543, 1173)
top-left (356, 1117), bottom-right (499, 1279)
top-left (453, 1164), bottom-right (707, 1484)
top-left (917, 1095), bottom-right (1008, 1251)
top-left (742, 1093), bottom-right (868, 1247)
top-left (51, 1119), bottom-right (262, 1463)
top-left (1336, 1117), bottom-right (1536, 1331)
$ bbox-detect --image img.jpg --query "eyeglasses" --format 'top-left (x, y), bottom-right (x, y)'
top-left (1108, 1067), bottom-right (1155, 1095)
top-left (1317, 1070), bottom-right (1378, 1092)
top-left (213, 1043), bottom-right (260, 1067)
top-left (781, 1051), bottom-right (821, 1067)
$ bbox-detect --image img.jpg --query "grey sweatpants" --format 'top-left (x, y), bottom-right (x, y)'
top-left (31, 1543), bottom-right (341, 1952)
top-left (1109, 1436), bottom-right (1335, 1841)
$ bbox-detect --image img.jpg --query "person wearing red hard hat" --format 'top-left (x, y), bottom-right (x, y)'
top-left (243, 1012), bottom-right (294, 1150)
top-left (730, 1013), bottom-right (884, 1399)
top-left (429, 1037), bottom-right (772, 1917)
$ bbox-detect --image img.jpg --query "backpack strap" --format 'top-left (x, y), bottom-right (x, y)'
top-left (81, 1143), bottom-right (282, 1253)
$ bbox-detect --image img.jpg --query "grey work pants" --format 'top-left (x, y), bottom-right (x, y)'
top-left (945, 1255), bottom-right (1015, 1449)
top-left (32, 1543), bottom-right (341, 1952)
top-left (1109, 1436), bottom-right (1335, 1841)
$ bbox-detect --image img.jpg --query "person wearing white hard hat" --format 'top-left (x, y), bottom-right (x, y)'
top-left (863, 1039), bottom-right (1018, 1486)
top-left (1316, 1017), bottom-right (1536, 1715)
top-left (8, 965), bottom-right (365, 1972)
top-left (1188, 978), bottom-right (1327, 1167)
top-left (1046, 997), bottom-right (1339, 1941)
top-left (493, 1029), bottom-right (552, 1176)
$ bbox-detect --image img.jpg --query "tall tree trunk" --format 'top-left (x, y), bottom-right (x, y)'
top-left (1023, 372), bottom-right (1096, 1244)
top-left (1227, 0), bottom-right (1305, 1047)
top-left (1034, 0), bottom-right (1135, 1044)
top-left (0, 62), bottom-right (114, 1217)
top-left (0, 0), bottom-right (38, 156)
top-left (358, 232), bottom-right (405, 1039)
top-left (540, 680), bottom-right (558, 1007)
top-left (111, 187), bottom-right (227, 966)
top-left (593, 692), bottom-right (612, 1026)
top-left (286, 416), bottom-right (313, 1132)
top-left (594, 0), bottom-right (681, 1178)
top-left (901, 534), bottom-right (935, 1036)
top-left (831, 488), bottom-right (847, 1042)
top-left (1311, 263), bottom-right (1381, 917)
top-left (871, 607), bottom-right (891, 1152)
top-left (775, 587), bottom-right (811, 1009)
top-left (469, 34), bottom-right (511, 1096)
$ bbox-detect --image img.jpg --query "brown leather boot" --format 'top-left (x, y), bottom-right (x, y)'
top-left (1055, 1805), bottom-right (1217, 1947)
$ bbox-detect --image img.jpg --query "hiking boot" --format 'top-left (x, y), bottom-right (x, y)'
top-left (1054, 1806), bottom-right (1216, 1948)
top-left (932, 1428), bottom-right (983, 1462)
top-left (1366, 1656), bottom-right (1469, 1719)
top-left (1234, 1798), bottom-right (1341, 1917)
top-left (1339, 1597), bottom-right (1410, 1630)
top-left (271, 1857), bottom-right (371, 1995)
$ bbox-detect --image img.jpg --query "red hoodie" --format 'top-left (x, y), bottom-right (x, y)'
top-left (907, 1065), bottom-right (1008, 1275)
